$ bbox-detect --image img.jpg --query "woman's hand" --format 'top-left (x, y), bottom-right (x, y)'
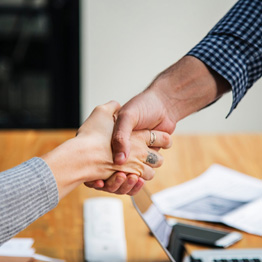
top-left (42, 101), bottom-right (171, 199)
top-left (76, 101), bottom-right (171, 181)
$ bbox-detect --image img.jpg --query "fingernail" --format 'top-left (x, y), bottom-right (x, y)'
top-left (114, 152), bottom-right (126, 164)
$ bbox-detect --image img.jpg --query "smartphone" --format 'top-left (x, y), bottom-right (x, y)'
top-left (170, 222), bottom-right (242, 248)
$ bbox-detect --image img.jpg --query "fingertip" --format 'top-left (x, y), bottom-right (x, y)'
top-left (93, 180), bottom-right (105, 188)
top-left (96, 100), bottom-right (121, 116)
top-left (127, 178), bottom-right (145, 196)
top-left (167, 135), bottom-right (173, 149)
top-left (127, 174), bottom-right (138, 185)
top-left (110, 100), bottom-right (121, 113)
top-left (113, 152), bottom-right (127, 165)
top-left (115, 172), bottom-right (127, 183)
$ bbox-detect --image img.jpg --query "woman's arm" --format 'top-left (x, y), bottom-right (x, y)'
top-left (0, 101), bottom-right (171, 245)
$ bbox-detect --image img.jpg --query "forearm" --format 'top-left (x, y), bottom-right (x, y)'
top-left (151, 0), bottom-right (262, 122)
top-left (187, 0), bottom-right (262, 115)
top-left (0, 158), bottom-right (58, 245)
top-left (148, 56), bottom-right (231, 124)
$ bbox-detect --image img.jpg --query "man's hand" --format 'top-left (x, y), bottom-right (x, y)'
top-left (112, 89), bottom-right (176, 165)
top-left (87, 56), bottom-right (231, 195)
top-left (111, 56), bottom-right (231, 165)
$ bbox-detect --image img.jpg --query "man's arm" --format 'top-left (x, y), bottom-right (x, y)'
top-left (112, 55), bottom-right (231, 164)
top-left (188, 0), bottom-right (262, 116)
top-left (112, 0), bottom-right (262, 164)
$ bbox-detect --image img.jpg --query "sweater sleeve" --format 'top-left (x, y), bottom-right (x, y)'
top-left (0, 157), bottom-right (59, 245)
top-left (187, 0), bottom-right (262, 116)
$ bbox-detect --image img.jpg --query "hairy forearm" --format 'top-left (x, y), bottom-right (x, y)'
top-left (149, 56), bottom-right (231, 124)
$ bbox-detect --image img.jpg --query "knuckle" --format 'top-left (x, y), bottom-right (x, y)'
top-left (113, 132), bottom-right (125, 145)
top-left (94, 104), bottom-right (107, 113)
top-left (118, 110), bottom-right (134, 121)
top-left (142, 150), bottom-right (148, 160)
top-left (156, 155), bottom-right (164, 167)
top-left (147, 169), bottom-right (155, 180)
top-left (162, 133), bottom-right (172, 147)
top-left (141, 167), bottom-right (155, 181)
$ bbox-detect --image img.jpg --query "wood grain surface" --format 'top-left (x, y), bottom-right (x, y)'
top-left (1, 130), bottom-right (262, 261)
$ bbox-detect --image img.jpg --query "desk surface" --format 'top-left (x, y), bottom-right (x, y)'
top-left (1, 130), bottom-right (262, 261)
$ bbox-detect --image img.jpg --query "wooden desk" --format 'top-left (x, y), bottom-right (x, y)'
top-left (1, 131), bottom-right (262, 261)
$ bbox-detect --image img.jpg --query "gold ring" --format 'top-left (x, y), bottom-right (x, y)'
top-left (149, 131), bottom-right (156, 146)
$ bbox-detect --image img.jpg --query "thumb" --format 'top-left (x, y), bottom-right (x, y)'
top-left (98, 100), bottom-right (121, 115)
top-left (112, 111), bottom-right (135, 165)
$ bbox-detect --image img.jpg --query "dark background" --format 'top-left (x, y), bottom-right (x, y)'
top-left (0, 0), bottom-right (79, 128)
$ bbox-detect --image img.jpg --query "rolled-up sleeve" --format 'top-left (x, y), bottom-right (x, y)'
top-left (0, 157), bottom-right (59, 245)
top-left (187, 0), bottom-right (262, 116)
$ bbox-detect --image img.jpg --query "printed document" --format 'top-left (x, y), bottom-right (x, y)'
top-left (152, 164), bottom-right (262, 236)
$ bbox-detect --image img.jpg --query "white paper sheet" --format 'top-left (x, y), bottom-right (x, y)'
top-left (152, 164), bottom-right (262, 236)
top-left (0, 238), bottom-right (65, 262)
top-left (0, 238), bottom-right (35, 257)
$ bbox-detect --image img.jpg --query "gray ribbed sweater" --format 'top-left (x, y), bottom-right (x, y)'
top-left (0, 157), bottom-right (59, 245)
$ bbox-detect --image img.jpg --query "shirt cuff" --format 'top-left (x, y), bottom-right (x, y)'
top-left (187, 34), bottom-right (249, 117)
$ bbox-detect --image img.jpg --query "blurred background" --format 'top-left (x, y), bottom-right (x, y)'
top-left (1, 0), bottom-right (261, 132)
top-left (0, 0), bottom-right (79, 128)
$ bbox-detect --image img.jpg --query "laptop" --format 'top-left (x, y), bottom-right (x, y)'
top-left (131, 188), bottom-right (262, 262)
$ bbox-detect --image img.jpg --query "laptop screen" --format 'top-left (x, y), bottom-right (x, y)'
top-left (131, 188), bottom-right (179, 262)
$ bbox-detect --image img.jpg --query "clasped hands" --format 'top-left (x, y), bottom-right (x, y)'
top-left (43, 100), bottom-right (172, 199)
top-left (79, 100), bottom-right (172, 195)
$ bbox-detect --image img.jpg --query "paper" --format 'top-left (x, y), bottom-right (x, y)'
top-left (0, 238), bottom-right (65, 262)
top-left (152, 164), bottom-right (262, 236)
top-left (0, 238), bottom-right (35, 257)
top-left (33, 254), bottom-right (65, 262)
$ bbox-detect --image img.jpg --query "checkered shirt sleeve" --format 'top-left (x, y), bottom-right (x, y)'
top-left (187, 0), bottom-right (262, 116)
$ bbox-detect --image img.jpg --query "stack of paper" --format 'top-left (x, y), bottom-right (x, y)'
top-left (0, 238), bottom-right (65, 262)
top-left (152, 164), bottom-right (262, 236)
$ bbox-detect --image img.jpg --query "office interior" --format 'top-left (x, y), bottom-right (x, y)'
top-left (1, 0), bottom-right (261, 132)
top-left (1, 1), bottom-right (262, 262)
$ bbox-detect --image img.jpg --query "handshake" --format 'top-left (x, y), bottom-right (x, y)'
top-left (44, 56), bottom-right (227, 199)
top-left (42, 100), bottom-right (172, 200)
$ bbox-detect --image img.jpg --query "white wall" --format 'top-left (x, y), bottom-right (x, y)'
top-left (80, 0), bottom-right (262, 133)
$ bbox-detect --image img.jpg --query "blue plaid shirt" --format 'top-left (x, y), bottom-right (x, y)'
top-left (187, 0), bottom-right (262, 116)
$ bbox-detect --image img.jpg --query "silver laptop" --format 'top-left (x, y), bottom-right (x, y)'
top-left (131, 187), bottom-right (262, 262)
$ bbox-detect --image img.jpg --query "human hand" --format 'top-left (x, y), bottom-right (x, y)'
top-left (84, 103), bottom-right (173, 195)
top-left (76, 101), bottom-right (171, 182)
top-left (43, 101), bottom-right (170, 199)
top-left (84, 173), bottom-right (145, 196)
top-left (112, 88), bottom-right (176, 165)
top-left (111, 56), bottom-right (231, 166)
top-left (84, 124), bottom-right (172, 195)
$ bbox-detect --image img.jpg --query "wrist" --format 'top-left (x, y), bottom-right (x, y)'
top-left (149, 56), bottom-right (231, 123)
top-left (41, 137), bottom-right (89, 200)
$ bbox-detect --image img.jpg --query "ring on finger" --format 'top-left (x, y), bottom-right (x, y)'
top-left (149, 130), bottom-right (156, 146)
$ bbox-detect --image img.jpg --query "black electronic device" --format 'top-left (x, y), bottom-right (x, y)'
top-left (131, 188), bottom-right (242, 262)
